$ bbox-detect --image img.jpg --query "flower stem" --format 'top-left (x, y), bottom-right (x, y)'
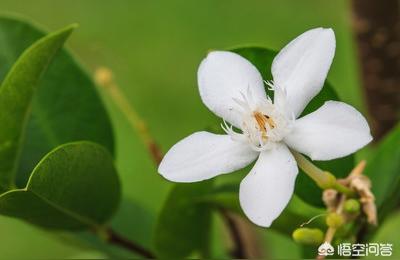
top-left (95, 67), bottom-right (163, 164)
top-left (291, 150), bottom-right (334, 188)
top-left (291, 150), bottom-right (356, 197)
top-left (317, 195), bottom-right (346, 260)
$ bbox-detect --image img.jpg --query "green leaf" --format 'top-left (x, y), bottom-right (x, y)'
top-left (0, 141), bottom-right (120, 230)
top-left (0, 16), bottom-right (114, 190)
top-left (364, 124), bottom-right (400, 220)
top-left (365, 211), bottom-right (400, 259)
top-left (232, 47), bottom-right (276, 97)
top-left (0, 22), bottom-right (75, 193)
top-left (154, 180), bottom-right (214, 258)
top-left (199, 183), bottom-right (242, 214)
top-left (230, 46), bottom-right (354, 207)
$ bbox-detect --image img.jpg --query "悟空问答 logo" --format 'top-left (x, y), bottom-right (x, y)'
top-left (318, 242), bottom-right (334, 256)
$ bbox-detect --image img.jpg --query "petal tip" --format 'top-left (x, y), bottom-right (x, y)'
top-left (157, 164), bottom-right (173, 181)
top-left (324, 27), bottom-right (335, 38)
top-left (240, 206), bottom-right (274, 228)
top-left (204, 50), bottom-right (230, 60)
top-left (368, 134), bottom-right (373, 143)
top-left (157, 158), bottom-right (185, 183)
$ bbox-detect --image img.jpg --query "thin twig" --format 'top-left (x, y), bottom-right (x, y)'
top-left (219, 208), bottom-right (246, 258)
top-left (95, 67), bottom-right (163, 164)
top-left (105, 228), bottom-right (155, 258)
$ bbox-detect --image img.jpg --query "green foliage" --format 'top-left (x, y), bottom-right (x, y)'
top-left (195, 182), bottom-right (242, 214)
top-left (0, 141), bottom-right (120, 230)
top-left (0, 17), bottom-right (114, 189)
top-left (230, 46), bottom-right (354, 207)
top-left (364, 124), bottom-right (400, 220)
top-left (232, 47), bottom-right (276, 97)
top-left (0, 18), bottom-right (120, 232)
top-left (154, 180), bottom-right (214, 258)
top-left (0, 23), bottom-right (75, 192)
top-left (366, 211), bottom-right (400, 259)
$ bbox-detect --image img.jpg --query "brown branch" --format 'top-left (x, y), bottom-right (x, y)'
top-left (352, 0), bottom-right (400, 140)
top-left (105, 228), bottom-right (155, 258)
top-left (219, 209), bottom-right (246, 258)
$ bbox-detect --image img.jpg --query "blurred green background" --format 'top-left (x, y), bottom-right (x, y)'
top-left (0, 0), bottom-right (369, 258)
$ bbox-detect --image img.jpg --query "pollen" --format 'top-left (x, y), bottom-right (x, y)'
top-left (253, 111), bottom-right (275, 133)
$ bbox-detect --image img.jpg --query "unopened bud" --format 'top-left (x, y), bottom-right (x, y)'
top-left (344, 199), bottom-right (361, 214)
top-left (326, 213), bottom-right (344, 228)
top-left (292, 228), bottom-right (324, 246)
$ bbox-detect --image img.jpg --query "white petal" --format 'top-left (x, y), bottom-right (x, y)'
top-left (239, 144), bottom-right (298, 227)
top-left (284, 101), bottom-right (373, 160)
top-left (158, 131), bottom-right (258, 182)
top-left (198, 51), bottom-right (266, 128)
top-left (272, 28), bottom-right (336, 117)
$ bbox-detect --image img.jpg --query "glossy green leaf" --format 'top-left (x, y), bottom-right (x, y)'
top-left (0, 16), bottom-right (114, 190)
top-left (154, 180), bottom-right (213, 258)
top-left (0, 141), bottom-right (120, 230)
top-left (230, 46), bottom-right (354, 207)
top-left (364, 124), bottom-right (400, 220)
top-left (199, 183), bottom-right (242, 214)
top-left (0, 22), bottom-right (75, 193)
top-left (365, 211), bottom-right (400, 259)
top-left (232, 47), bottom-right (276, 97)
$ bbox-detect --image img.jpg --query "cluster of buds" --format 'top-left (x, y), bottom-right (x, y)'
top-left (292, 160), bottom-right (377, 251)
top-left (340, 160), bottom-right (377, 225)
top-left (322, 160), bottom-right (377, 226)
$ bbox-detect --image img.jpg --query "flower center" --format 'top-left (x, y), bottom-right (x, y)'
top-left (222, 87), bottom-right (293, 152)
top-left (253, 111), bottom-right (275, 134)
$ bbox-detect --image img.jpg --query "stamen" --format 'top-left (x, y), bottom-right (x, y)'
top-left (253, 112), bottom-right (276, 132)
top-left (220, 85), bottom-right (294, 152)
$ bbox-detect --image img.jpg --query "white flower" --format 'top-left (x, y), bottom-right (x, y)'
top-left (158, 28), bottom-right (372, 227)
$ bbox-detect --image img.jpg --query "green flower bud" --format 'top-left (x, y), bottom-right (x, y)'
top-left (292, 228), bottom-right (324, 246)
top-left (344, 199), bottom-right (361, 214)
top-left (326, 213), bottom-right (344, 228)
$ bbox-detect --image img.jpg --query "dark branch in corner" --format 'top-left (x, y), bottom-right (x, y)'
top-left (352, 1), bottom-right (399, 242)
top-left (219, 208), bottom-right (246, 258)
top-left (105, 228), bottom-right (155, 258)
top-left (352, 0), bottom-right (400, 140)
